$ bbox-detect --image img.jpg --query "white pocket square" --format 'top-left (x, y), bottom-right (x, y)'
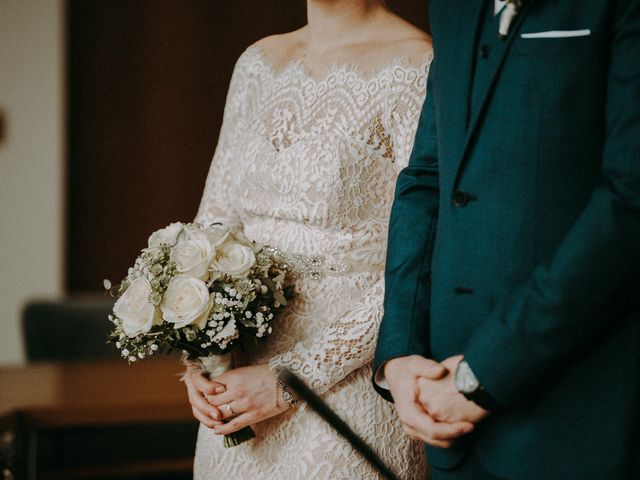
top-left (521, 29), bottom-right (591, 39)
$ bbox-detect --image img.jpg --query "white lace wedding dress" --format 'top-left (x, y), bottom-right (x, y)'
top-left (193, 44), bottom-right (430, 480)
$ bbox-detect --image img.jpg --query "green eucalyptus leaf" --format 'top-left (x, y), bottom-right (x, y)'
top-left (239, 318), bottom-right (257, 328)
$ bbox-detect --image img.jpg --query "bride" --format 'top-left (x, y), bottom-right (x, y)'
top-left (183, 0), bottom-right (432, 478)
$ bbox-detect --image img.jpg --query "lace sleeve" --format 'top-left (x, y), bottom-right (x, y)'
top-left (269, 277), bottom-right (387, 394)
top-left (194, 50), bottom-right (254, 230)
top-left (388, 57), bottom-right (431, 171)
top-left (268, 61), bottom-right (430, 394)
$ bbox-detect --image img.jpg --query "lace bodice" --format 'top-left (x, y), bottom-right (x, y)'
top-left (197, 46), bottom-right (427, 262)
top-left (194, 45), bottom-right (430, 479)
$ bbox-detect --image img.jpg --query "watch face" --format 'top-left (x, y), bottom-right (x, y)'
top-left (455, 361), bottom-right (480, 394)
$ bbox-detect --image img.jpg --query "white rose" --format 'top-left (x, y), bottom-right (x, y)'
top-left (113, 277), bottom-right (161, 337)
top-left (211, 241), bottom-right (256, 278)
top-left (171, 228), bottom-right (215, 280)
top-left (229, 229), bottom-right (255, 248)
top-left (148, 222), bottom-right (184, 248)
top-left (161, 276), bottom-right (211, 329)
top-left (203, 224), bottom-right (231, 248)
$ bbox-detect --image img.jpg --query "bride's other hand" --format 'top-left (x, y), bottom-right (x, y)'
top-left (207, 364), bottom-right (289, 435)
top-left (183, 366), bottom-right (225, 429)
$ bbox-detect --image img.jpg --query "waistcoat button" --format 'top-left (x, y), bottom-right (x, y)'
top-left (452, 189), bottom-right (470, 207)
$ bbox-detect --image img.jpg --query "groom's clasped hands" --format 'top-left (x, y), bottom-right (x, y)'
top-left (384, 355), bottom-right (488, 449)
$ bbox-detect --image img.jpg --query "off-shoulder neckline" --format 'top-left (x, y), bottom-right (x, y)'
top-left (244, 44), bottom-right (432, 84)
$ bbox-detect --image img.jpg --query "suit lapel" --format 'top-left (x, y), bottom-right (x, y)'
top-left (436, 0), bottom-right (486, 166)
top-left (453, 5), bottom-right (531, 183)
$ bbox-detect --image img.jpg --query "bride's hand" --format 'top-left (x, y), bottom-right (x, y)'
top-left (207, 363), bottom-right (290, 435)
top-left (183, 366), bottom-right (225, 429)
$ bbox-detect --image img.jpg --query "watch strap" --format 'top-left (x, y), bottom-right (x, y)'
top-left (461, 385), bottom-right (501, 412)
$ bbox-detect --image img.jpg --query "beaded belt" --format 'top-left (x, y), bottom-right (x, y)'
top-left (262, 247), bottom-right (384, 280)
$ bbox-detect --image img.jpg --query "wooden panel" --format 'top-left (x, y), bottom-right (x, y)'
top-left (0, 358), bottom-right (192, 426)
top-left (66, 0), bottom-right (306, 292)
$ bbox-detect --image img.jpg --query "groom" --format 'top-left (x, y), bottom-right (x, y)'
top-left (374, 1), bottom-right (640, 479)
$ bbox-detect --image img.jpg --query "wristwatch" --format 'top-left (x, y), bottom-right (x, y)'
top-left (454, 359), bottom-right (500, 412)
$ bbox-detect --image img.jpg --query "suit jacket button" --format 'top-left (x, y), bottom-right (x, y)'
top-left (452, 189), bottom-right (470, 207)
top-left (480, 44), bottom-right (491, 58)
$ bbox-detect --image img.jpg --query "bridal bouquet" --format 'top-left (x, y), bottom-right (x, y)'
top-left (105, 221), bottom-right (294, 447)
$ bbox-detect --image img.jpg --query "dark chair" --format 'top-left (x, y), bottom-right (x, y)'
top-left (20, 297), bottom-right (197, 480)
top-left (22, 297), bottom-right (119, 362)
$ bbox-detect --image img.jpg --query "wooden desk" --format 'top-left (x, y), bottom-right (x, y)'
top-left (0, 358), bottom-right (198, 480)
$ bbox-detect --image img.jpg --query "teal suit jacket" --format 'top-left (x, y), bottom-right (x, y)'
top-left (374, 1), bottom-right (640, 478)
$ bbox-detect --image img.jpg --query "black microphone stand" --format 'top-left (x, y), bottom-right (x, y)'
top-left (279, 369), bottom-right (401, 480)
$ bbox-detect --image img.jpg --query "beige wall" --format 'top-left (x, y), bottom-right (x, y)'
top-left (0, 0), bottom-right (65, 364)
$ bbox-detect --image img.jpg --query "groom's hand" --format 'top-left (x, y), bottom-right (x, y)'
top-left (417, 355), bottom-right (489, 425)
top-left (385, 355), bottom-right (475, 448)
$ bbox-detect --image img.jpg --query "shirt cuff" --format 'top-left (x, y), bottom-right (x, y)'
top-left (373, 361), bottom-right (391, 390)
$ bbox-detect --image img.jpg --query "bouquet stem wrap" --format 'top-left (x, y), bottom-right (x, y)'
top-left (197, 353), bottom-right (256, 448)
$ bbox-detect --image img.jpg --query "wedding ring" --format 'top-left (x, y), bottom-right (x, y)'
top-left (225, 403), bottom-right (236, 417)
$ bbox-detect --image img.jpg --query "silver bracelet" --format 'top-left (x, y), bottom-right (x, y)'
top-left (275, 374), bottom-right (299, 409)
